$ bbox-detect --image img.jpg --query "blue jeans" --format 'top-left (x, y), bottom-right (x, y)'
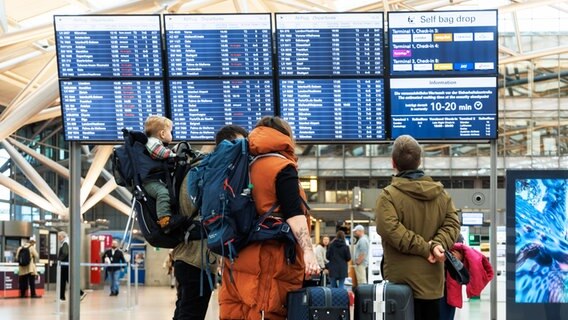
top-left (329, 277), bottom-right (345, 289)
top-left (440, 292), bottom-right (456, 320)
top-left (109, 270), bottom-right (121, 294)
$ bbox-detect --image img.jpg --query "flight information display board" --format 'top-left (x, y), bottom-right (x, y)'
top-left (170, 79), bottom-right (274, 140)
top-left (164, 14), bottom-right (273, 77)
top-left (276, 13), bottom-right (384, 76)
top-left (388, 11), bottom-right (497, 76)
top-left (54, 15), bottom-right (163, 78)
top-left (390, 77), bottom-right (497, 140)
top-left (280, 79), bottom-right (385, 140)
top-left (60, 80), bottom-right (165, 141)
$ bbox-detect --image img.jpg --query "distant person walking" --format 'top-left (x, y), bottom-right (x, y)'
top-left (16, 236), bottom-right (40, 298)
top-left (315, 236), bottom-right (330, 281)
top-left (326, 231), bottom-right (351, 289)
top-left (102, 240), bottom-right (126, 296)
top-left (352, 224), bottom-right (370, 287)
top-left (57, 231), bottom-right (86, 301)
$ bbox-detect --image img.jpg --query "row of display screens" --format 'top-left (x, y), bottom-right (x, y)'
top-left (60, 77), bottom-right (497, 142)
top-left (55, 11), bottom-right (498, 143)
top-left (54, 11), bottom-right (498, 78)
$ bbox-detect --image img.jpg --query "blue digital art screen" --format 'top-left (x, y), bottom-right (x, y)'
top-left (506, 170), bottom-right (568, 320)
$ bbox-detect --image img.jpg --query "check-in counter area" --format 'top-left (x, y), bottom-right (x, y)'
top-left (0, 263), bottom-right (45, 298)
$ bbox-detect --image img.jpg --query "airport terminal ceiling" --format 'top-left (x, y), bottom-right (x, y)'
top-left (0, 0), bottom-right (568, 222)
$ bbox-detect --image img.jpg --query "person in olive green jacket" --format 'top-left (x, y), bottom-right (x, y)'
top-left (375, 135), bottom-right (460, 320)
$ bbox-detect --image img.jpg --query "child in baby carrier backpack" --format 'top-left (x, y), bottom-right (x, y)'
top-left (142, 115), bottom-right (186, 234)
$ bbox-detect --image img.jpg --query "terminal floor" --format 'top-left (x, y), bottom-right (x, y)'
top-left (3, 285), bottom-right (506, 319)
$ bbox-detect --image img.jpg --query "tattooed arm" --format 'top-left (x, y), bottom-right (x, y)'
top-left (288, 215), bottom-right (319, 275)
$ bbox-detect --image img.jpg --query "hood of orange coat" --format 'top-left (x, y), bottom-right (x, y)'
top-left (248, 126), bottom-right (297, 163)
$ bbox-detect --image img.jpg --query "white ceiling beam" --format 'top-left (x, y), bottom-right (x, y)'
top-left (271, 0), bottom-right (326, 12)
top-left (0, 174), bottom-right (65, 215)
top-left (499, 45), bottom-right (519, 57)
top-left (499, 0), bottom-right (564, 14)
top-left (0, 75), bottom-right (58, 140)
top-left (251, 0), bottom-right (273, 12)
top-left (82, 179), bottom-right (117, 214)
top-left (294, 0), bottom-right (333, 11)
top-left (0, 73), bottom-right (26, 88)
top-left (7, 137), bottom-right (132, 216)
top-left (512, 11), bottom-right (523, 54)
top-left (1, 139), bottom-right (67, 212)
top-left (500, 45), bottom-right (568, 64)
top-left (233, 0), bottom-right (243, 12)
top-left (347, 0), bottom-right (405, 12)
top-left (100, 168), bottom-right (132, 203)
top-left (0, 0), bottom-right (160, 48)
top-left (24, 106), bottom-right (61, 125)
top-left (0, 0), bottom-right (7, 34)
top-left (172, 0), bottom-right (226, 12)
top-left (2, 55), bottom-right (56, 121)
top-left (80, 146), bottom-right (113, 205)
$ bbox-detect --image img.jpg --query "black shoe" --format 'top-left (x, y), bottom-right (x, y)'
top-left (31, 295), bottom-right (41, 299)
top-left (162, 215), bottom-right (188, 234)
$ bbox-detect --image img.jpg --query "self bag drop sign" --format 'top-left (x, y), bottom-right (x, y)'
top-left (390, 77), bottom-right (497, 140)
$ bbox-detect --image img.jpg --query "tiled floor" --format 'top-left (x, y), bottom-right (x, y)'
top-left (3, 285), bottom-right (505, 319)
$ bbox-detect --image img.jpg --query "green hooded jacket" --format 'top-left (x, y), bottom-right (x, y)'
top-left (375, 172), bottom-right (460, 299)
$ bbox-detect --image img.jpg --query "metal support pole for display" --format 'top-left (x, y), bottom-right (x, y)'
top-left (134, 264), bottom-right (139, 306)
top-left (490, 139), bottom-right (498, 320)
top-left (56, 261), bottom-right (61, 314)
top-left (127, 262), bottom-right (132, 308)
top-left (69, 141), bottom-right (81, 319)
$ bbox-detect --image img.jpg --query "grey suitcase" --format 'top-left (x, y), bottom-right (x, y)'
top-left (354, 281), bottom-right (414, 320)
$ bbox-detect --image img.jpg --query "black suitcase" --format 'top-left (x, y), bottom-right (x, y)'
top-left (287, 287), bottom-right (350, 320)
top-left (354, 281), bottom-right (414, 320)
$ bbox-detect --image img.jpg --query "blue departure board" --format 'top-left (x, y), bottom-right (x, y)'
top-left (276, 13), bottom-right (384, 77)
top-left (60, 80), bottom-right (165, 141)
top-left (390, 77), bottom-right (497, 139)
top-left (280, 79), bottom-right (385, 141)
top-left (388, 11), bottom-right (497, 76)
top-left (170, 79), bottom-right (274, 140)
top-left (54, 15), bottom-right (163, 78)
top-left (164, 14), bottom-right (273, 77)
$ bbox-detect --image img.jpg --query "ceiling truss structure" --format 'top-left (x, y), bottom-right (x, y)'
top-left (0, 0), bottom-right (567, 220)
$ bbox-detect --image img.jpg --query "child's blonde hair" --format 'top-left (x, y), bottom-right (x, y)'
top-left (144, 115), bottom-right (173, 137)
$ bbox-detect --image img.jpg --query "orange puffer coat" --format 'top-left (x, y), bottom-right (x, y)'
top-left (219, 126), bottom-right (309, 320)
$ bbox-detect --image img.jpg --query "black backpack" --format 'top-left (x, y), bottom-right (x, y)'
top-left (112, 129), bottom-right (201, 248)
top-left (18, 246), bottom-right (31, 266)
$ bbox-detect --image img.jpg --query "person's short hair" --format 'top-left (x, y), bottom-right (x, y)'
top-left (255, 116), bottom-right (293, 138)
top-left (58, 231), bottom-right (67, 238)
top-left (215, 125), bottom-right (248, 145)
top-left (336, 230), bottom-right (346, 241)
top-left (144, 115), bottom-right (173, 137)
top-left (392, 135), bottom-right (422, 171)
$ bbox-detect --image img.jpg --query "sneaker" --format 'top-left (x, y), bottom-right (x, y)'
top-left (80, 292), bottom-right (87, 301)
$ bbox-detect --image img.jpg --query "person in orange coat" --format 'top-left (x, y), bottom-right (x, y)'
top-left (441, 242), bottom-right (494, 319)
top-left (219, 116), bottom-right (320, 320)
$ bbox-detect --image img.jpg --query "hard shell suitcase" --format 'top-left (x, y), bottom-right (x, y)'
top-left (287, 287), bottom-right (350, 320)
top-left (354, 281), bottom-right (414, 320)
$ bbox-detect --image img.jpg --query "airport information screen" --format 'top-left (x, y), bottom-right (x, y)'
top-left (388, 11), bottom-right (497, 76)
top-left (54, 15), bottom-right (163, 78)
top-left (276, 13), bottom-right (384, 76)
top-left (276, 13), bottom-right (385, 141)
top-left (390, 77), bottom-right (497, 139)
top-left (164, 14), bottom-right (273, 77)
top-left (165, 14), bottom-right (274, 141)
top-left (169, 79), bottom-right (274, 140)
top-left (60, 80), bottom-right (165, 141)
top-left (280, 79), bottom-right (384, 140)
top-left (55, 15), bottom-right (165, 142)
